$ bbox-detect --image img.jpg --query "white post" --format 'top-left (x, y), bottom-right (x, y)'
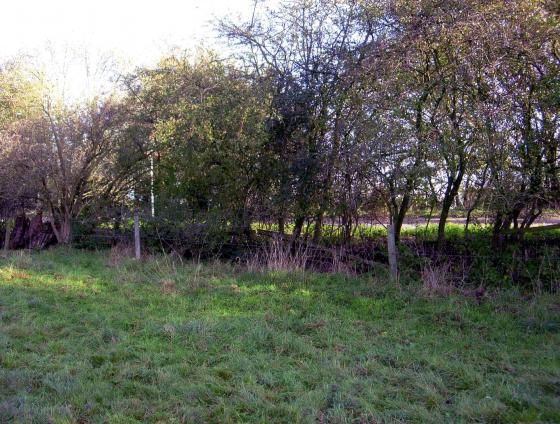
top-left (134, 208), bottom-right (141, 260)
top-left (387, 223), bottom-right (398, 281)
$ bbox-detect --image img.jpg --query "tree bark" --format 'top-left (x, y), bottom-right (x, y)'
top-left (291, 215), bottom-right (305, 241)
top-left (9, 214), bottom-right (30, 249)
top-left (278, 216), bottom-right (285, 235)
top-left (387, 223), bottom-right (398, 282)
top-left (134, 208), bottom-right (141, 260)
top-left (312, 211), bottom-right (323, 243)
top-left (492, 212), bottom-right (505, 248)
top-left (54, 213), bottom-right (72, 245)
top-left (464, 166), bottom-right (488, 238)
top-left (3, 219), bottom-right (10, 252)
top-left (437, 166), bottom-right (465, 249)
top-left (394, 194), bottom-right (411, 243)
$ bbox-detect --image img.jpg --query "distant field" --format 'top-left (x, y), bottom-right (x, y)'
top-left (253, 221), bottom-right (560, 241)
top-left (1, 248), bottom-right (559, 423)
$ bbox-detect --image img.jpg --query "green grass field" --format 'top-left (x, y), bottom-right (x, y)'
top-left (253, 221), bottom-right (560, 243)
top-left (1, 248), bottom-right (559, 423)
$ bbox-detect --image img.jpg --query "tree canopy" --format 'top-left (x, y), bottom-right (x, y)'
top-left (0, 0), bottom-right (558, 251)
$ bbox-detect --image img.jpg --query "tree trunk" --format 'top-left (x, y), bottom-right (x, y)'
top-left (134, 208), bottom-right (141, 260)
top-left (313, 110), bottom-right (343, 244)
top-left (28, 212), bottom-right (57, 250)
top-left (291, 215), bottom-right (305, 241)
top-left (387, 223), bottom-right (398, 282)
top-left (492, 212), bottom-right (504, 248)
top-left (464, 207), bottom-right (473, 237)
top-left (10, 213), bottom-right (30, 249)
top-left (394, 194), bottom-right (411, 243)
top-left (424, 199), bottom-right (436, 236)
top-left (437, 194), bottom-right (453, 248)
top-left (312, 211), bottom-right (323, 243)
top-left (278, 216), bottom-right (285, 235)
top-left (342, 211), bottom-right (353, 244)
top-left (437, 168), bottom-right (465, 249)
top-left (57, 214), bottom-right (73, 245)
top-left (3, 219), bottom-right (10, 252)
top-left (464, 167), bottom-right (488, 239)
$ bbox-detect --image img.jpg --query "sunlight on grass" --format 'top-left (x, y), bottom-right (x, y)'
top-left (0, 266), bottom-right (32, 282)
top-left (295, 288), bottom-right (312, 297)
top-left (0, 264), bottom-right (103, 294)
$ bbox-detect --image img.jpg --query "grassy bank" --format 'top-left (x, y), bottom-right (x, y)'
top-left (0, 248), bottom-right (559, 423)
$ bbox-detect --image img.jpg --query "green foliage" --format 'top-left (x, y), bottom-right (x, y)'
top-left (0, 61), bottom-right (42, 127)
top-left (126, 52), bottom-right (271, 235)
top-left (0, 249), bottom-right (558, 423)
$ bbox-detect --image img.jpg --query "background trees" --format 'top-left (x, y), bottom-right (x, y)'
top-left (221, 0), bottom-right (378, 241)
top-left (484, 0), bottom-right (560, 241)
top-left (0, 0), bottom-right (557, 257)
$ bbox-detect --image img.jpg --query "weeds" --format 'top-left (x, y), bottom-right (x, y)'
top-left (421, 262), bottom-right (455, 297)
top-left (105, 243), bottom-right (135, 268)
top-left (247, 236), bottom-right (309, 272)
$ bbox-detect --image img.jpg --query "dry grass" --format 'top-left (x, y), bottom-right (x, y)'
top-left (330, 246), bottom-right (358, 275)
top-left (420, 262), bottom-right (455, 297)
top-left (160, 279), bottom-right (177, 294)
top-left (247, 236), bottom-right (359, 275)
top-left (247, 236), bottom-right (309, 272)
top-left (105, 243), bottom-right (135, 268)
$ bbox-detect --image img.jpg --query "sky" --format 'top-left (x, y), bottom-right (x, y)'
top-left (0, 0), bottom-right (256, 99)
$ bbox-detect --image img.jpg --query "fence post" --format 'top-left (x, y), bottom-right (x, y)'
top-left (134, 208), bottom-right (141, 260)
top-left (387, 223), bottom-right (398, 281)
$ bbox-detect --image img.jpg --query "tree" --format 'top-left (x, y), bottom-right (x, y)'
top-left (124, 51), bottom-right (270, 237)
top-left (221, 0), bottom-right (379, 242)
top-left (479, 0), bottom-right (560, 242)
top-left (0, 59), bottom-right (43, 249)
top-left (0, 97), bottom-right (125, 245)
